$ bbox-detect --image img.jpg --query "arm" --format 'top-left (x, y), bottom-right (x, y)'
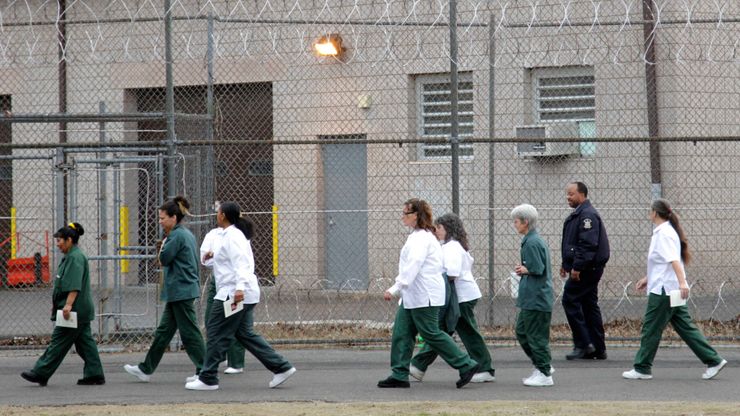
top-left (229, 233), bottom-right (255, 304)
top-left (442, 243), bottom-right (463, 282)
top-left (62, 291), bottom-right (78, 320)
top-left (158, 231), bottom-right (180, 266)
top-left (200, 230), bottom-right (216, 267)
top-left (386, 235), bottom-right (427, 298)
top-left (671, 260), bottom-right (690, 299)
top-left (517, 241), bottom-right (546, 277)
top-left (572, 214), bottom-right (600, 272)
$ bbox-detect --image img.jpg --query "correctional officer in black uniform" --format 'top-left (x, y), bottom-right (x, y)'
top-left (561, 182), bottom-right (610, 360)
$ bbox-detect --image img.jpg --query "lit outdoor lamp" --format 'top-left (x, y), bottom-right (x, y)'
top-left (313, 34), bottom-right (345, 59)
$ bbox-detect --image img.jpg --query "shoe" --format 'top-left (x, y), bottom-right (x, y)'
top-left (185, 379), bottom-right (219, 390)
top-left (702, 359), bottom-right (727, 380)
top-left (584, 350), bottom-right (608, 360)
top-left (523, 366), bottom-right (554, 383)
top-left (224, 367), bottom-right (244, 374)
top-left (377, 376), bottom-right (410, 388)
top-left (77, 375), bottom-right (106, 385)
top-left (456, 363), bottom-right (481, 389)
top-left (21, 371), bottom-right (48, 386)
top-left (123, 364), bottom-right (150, 382)
top-left (622, 369), bottom-right (653, 380)
top-left (566, 344), bottom-right (596, 360)
top-left (523, 369), bottom-right (554, 387)
top-left (269, 367), bottom-right (296, 388)
top-left (471, 371), bottom-right (495, 383)
top-left (185, 374), bottom-right (198, 383)
top-left (409, 364), bottom-right (425, 382)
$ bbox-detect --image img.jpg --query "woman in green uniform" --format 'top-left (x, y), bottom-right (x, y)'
top-left (21, 222), bottom-right (105, 386)
top-left (511, 204), bottom-right (554, 387)
top-left (124, 196), bottom-right (206, 382)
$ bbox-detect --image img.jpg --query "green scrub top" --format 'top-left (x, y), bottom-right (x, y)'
top-left (159, 224), bottom-right (201, 302)
top-left (517, 230), bottom-right (554, 312)
top-left (52, 245), bottom-right (95, 323)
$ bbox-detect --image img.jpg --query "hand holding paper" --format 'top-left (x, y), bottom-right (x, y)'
top-left (56, 310), bottom-right (78, 328)
top-left (669, 289), bottom-right (688, 308)
top-left (223, 298), bottom-right (244, 318)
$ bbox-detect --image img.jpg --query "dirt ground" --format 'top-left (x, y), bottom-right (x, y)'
top-left (2, 401), bottom-right (739, 416)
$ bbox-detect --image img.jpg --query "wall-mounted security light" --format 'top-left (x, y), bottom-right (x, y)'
top-left (313, 34), bottom-right (345, 58)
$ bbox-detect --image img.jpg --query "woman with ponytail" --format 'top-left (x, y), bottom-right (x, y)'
top-left (21, 223), bottom-right (105, 386)
top-left (186, 201), bottom-right (295, 390)
top-left (622, 199), bottom-right (727, 381)
top-left (125, 196), bottom-right (206, 383)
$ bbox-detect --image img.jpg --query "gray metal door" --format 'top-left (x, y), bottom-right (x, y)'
top-left (321, 135), bottom-right (368, 290)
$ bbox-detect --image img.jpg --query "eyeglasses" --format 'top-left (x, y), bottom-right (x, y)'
top-left (402, 211), bottom-right (416, 216)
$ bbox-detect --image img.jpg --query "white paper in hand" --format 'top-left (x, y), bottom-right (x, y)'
top-left (56, 310), bottom-right (78, 328)
top-left (223, 298), bottom-right (244, 318)
top-left (669, 290), bottom-right (687, 307)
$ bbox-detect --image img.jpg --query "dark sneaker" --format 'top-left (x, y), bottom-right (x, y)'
top-left (566, 344), bottom-right (596, 360)
top-left (21, 371), bottom-right (48, 386)
top-left (377, 376), bottom-right (410, 388)
top-left (584, 350), bottom-right (608, 360)
top-left (456, 363), bottom-right (481, 389)
top-left (77, 375), bottom-right (106, 385)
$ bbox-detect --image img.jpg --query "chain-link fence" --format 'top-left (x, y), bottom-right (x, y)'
top-left (0, 1), bottom-right (737, 348)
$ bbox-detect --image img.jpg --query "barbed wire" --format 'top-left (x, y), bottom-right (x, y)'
top-left (0, 0), bottom-right (736, 66)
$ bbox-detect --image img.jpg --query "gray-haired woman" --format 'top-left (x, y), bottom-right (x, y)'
top-left (511, 204), bottom-right (554, 387)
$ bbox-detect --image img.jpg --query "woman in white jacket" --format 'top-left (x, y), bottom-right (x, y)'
top-left (186, 202), bottom-right (296, 390)
top-left (408, 213), bottom-right (494, 383)
top-left (622, 199), bottom-right (727, 380)
top-left (378, 199), bottom-right (479, 389)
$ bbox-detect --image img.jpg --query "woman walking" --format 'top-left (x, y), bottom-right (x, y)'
top-left (622, 199), bottom-right (727, 380)
top-left (124, 196), bottom-right (206, 382)
top-left (409, 213), bottom-right (494, 383)
top-left (511, 204), bottom-right (554, 387)
top-left (21, 223), bottom-right (105, 386)
top-left (186, 202), bottom-right (296, 390)
top-left (378, 198), bottom-right (479, 389)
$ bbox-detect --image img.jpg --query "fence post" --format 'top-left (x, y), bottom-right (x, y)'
top-left (98, 101), bottom-right (109, 340)
top-left (449, 0), bottom-right (460, 215)
top-left (164, 0), bottom-right (177, 199)
top-left (486, 14), bottom-right (496, 326)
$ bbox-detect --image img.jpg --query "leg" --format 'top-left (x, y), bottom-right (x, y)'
top-left (74, 323), bottom-right (104, 379)
top-left (520, 310), bottom-right (552, 376)
top-left (409, 336), bottom-right (439, 373)
top-left (389, 304), bottom-right (417, 381)
top-left (171, 299), bottom-right (207, 374)
top-left (669, 306), bottom-right (723, 366)
top-left (204, 277), bottom-right (216, 327)
top-left (581, 270), bottom-right (606, 353)
top-left (515, 310), bottom-right (533, 360)
top-left (411, 307), bottom-right (477, 376)
top-left (198, 299), bottom-right (242, 386)
top-left (234, 304), bottom-right (292, 374)
top-left (138, 302), bottom-right (178, 374)
top-left (32, 326), bottom-right (78, 380)
top-left (226, 342), bottom-right (246, 369)
top-left (562, 278), bottom-right (592, 349)
top-left (633, 293), bottom-right (672, 374)
top-left (456, 300), bottom-right (493, 373)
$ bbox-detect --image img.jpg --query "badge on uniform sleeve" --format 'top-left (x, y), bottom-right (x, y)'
top-left (583, 218), bottom-right (592, 229)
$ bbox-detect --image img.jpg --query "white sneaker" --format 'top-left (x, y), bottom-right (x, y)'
top-left (269, 367), bottom-right (296, 388)
top-left (224, 367), bottom-right (244, 374)
top-left (702, 359), bottom-right (727, 380)
top-left (471, 372), bottom-right (495, 383)
top-left (523, 370), bottom-right (553, 387)
top-left (185, 379), bottom-right (219, 391)
top-left (622, 369), bottom-right (653, 380)
top-left (522, 366), bottom-right (554, 382)
top-left (409, 364), bottom-right (425, 382)
top-left (185, 374), bottom-right (198, 383)
top-left (123, 364), bottom-right (150, 382)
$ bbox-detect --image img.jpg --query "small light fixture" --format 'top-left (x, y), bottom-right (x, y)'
top-left (314, 34), bottom-right (344, 58)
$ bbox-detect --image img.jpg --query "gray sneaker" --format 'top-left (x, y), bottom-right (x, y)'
top-left (124, 364), bottom-right (150, 382)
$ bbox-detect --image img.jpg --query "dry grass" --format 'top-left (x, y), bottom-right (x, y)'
top-left (2, 401), bottom-right (739, 416)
